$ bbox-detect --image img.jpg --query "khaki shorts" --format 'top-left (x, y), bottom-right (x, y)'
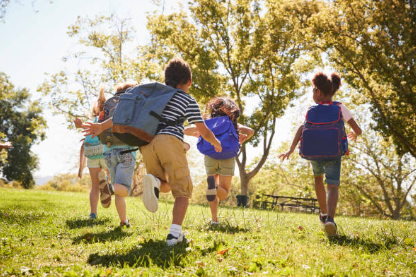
top-left (204, 156), bottom-right (235, 176)
top-left (141, 134), bottom-right (193, 198)
top-left (87, 157), bottom-right (107, 169)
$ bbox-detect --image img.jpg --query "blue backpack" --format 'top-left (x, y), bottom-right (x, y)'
top-left (197, 116), bottom-right (240, 160)
top-left (299, 101), bottom-right (348, 161)
top-left (112, 82), bottom-right (186, 146)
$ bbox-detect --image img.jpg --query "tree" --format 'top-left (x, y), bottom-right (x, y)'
top-left (343, 130), bottom-right (416, 220)
top-left (39, 14), bottom-right (145, 126)
top-left (308, 0), bottom-right (416, 158)
top-left (144, 0), bottom-right (319, 198)
top-left (0, 72), bottom-right (46, 188)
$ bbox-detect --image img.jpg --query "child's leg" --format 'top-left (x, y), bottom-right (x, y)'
top-left (314, 175), bottom-right (328, 214)
top-left (172, 197), bottom-right (189, 225)
top-left (217, 175), bottom-right (232, 200)
top-left (209, 197), bottom-right (219, 222)
top-left (327, 184), bottom-right (339, 219)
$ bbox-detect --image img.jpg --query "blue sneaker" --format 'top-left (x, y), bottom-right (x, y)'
top-left (324, 217), bottom-right (338, 237)
top-left (89, 213), bottom-right (97, 220)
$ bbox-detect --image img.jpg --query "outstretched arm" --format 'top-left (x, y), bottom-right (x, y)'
top-left (194, 122), bottom-right (222, 152)
top-left (184, 126), bottom-right (200, 137)
top-left (82, 118), bottom-right (113, 138)
top-left (237, 124), bottom-right (254, 144)
top-left (0, 141), bottom-right (12, 150)
top-left (278, 125), bottom-right (303, 161)
top-left (346, 118), bottom-right (362, 141)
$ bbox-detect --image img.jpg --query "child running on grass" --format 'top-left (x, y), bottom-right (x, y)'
top-left (184, 97), bottom-right (254, 225)
top-left (82, 58), bottom-right (221, 245)
top-left (74, 86), bottom-right (108, 220)
top-left (279, 72), bottom-right (362, 237)
top-left (79, 81), bottom-right (138, 227)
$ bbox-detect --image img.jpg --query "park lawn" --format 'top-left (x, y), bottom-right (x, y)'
top-left (0, 188), bottom-right (415, 276)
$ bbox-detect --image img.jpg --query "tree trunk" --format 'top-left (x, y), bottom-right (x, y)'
top-left (240, 173), bottom-right (249, 196)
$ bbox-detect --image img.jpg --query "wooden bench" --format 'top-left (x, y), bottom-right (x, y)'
top-left (258, 195), bottom-right (320, 213)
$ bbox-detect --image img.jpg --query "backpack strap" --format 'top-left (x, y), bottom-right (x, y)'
top-left (149, 111), bottom-right (187, 126)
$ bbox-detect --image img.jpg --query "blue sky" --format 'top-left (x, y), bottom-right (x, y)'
top-left (0, 0), bottom-right (303, 183)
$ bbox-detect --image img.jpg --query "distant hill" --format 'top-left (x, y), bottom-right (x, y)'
top-left (34, 175), bottom-right (54, 186)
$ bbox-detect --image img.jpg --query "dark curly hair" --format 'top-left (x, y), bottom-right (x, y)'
top-left (164, 58), bottom-right (192, 88)
top-left (312, 72), bottom-right (342, 96)
top-left (205, 97), bottom-right (240, 132)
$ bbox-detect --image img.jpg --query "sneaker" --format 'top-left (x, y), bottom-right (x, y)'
top-left (142, 174), bottom-right (160, 213)
top-left (120, 219), bottom-right (131, 228)
top-left (166, 233), bottom-right (188, 246)
top-left (206, 176), bottom-right (217, 202)
top-left (89, 213), bottom-right (97, 220)
top-left (98, 171), bottom-right (112, 208)
top-left (211, 221), bottom-right (220, 226)
top-left (319, 213), bottom-right (327, 225)
top-left (324, 217), bottom-right (338, 237)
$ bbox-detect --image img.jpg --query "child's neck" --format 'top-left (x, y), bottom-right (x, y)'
top-left (176, 83), bottom-right (189, 93)
top-left (319, 95), bottom-right (333, 103)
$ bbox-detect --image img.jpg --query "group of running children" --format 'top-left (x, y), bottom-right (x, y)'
top-left (75, 57), bottom-right (362, 246)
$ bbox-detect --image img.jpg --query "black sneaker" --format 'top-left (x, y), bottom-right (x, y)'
top-left (324, 217), bottom-right (337, 237)
top-left (166, 233), bottom-right (188, 246)
top-left (120, 219), bottom-right (131, 228)
top-left (319, 213), bottom-right (327, 225)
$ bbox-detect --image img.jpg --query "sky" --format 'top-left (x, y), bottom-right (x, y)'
top-left (0, 0), bottom-right (307, 184)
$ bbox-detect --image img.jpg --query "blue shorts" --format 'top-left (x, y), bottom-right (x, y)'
top-left (310, 159), bottom-right (341, 186)
top-left (104, 148), bottom-right (136, 192)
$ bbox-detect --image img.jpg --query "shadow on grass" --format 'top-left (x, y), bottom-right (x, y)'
top-left (66, 218), bottom-right (111, 229)
top-left (208, 222), bottom-right (250, 234)
top-left (328, 234), bottom-right (395, 253)
top-left (87, 240), bottom-right (189, 268)
top-left (72, 227), bottom-right (131, 244)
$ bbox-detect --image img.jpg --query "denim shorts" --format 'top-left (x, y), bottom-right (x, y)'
top-left (310, 159), bottom-right (341, 186)
top-left (104, 148), bottom-right (136, 192)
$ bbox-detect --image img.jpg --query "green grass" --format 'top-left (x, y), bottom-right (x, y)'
top-left (0, 188), bottom-right (415, 276)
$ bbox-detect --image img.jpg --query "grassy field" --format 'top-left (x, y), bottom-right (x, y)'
top-left (0, 188), bottom-right (415, 276)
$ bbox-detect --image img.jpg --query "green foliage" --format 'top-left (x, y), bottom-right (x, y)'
top-left (0, 72), bottom-right (46, 188)
top-left (38, 14), bottom-right (146, 126)
top-left (308, 0), bottom-right (416, 158)
top-left (145, 0), bottom-right (320, 195)
top-left (1, 188), bottom-right (415, 276)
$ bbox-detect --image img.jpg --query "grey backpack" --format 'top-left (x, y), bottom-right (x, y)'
top-left (112, 82), bottom-right (186, 146)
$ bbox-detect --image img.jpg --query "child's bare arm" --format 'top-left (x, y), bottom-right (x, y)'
top-left (346, 118), bottom-right (362, 141)
top-left (82, 118), bottom-right (113, 138)
top-left (237, 124), bottom-right (254, 144)
top-left (278, 125), bottom-right (303, 161)
top-left (184, 126), bottom-right (200, 137)
top-left (194, 122), bottom-right (222, 152)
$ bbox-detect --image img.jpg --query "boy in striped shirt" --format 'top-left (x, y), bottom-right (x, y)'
top-left (141, 58), bottom-right (222, 246)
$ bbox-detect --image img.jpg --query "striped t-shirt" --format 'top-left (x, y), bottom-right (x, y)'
top-left (157, 90), bottom-right (203, 140)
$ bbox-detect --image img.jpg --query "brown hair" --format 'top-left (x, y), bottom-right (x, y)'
top-left (92, 85), bottom-right (106, 117)
top-left (164, 57), bottom-right (192, 88)
top-left (312, 72), bottom-right (342, 96)
top-left (115, 80), bottom-right (138, 93)
top-left (205, 97), bottom-right (240, 131)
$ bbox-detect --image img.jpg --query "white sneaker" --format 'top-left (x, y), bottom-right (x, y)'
top-left (142, 174), bottom-right (160, 213)
top-left (166, 233), bottom-right (188, 247)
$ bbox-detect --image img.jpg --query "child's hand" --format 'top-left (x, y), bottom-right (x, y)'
top-left (347, 131), bottom-right (358, 141)
top-left (239, 133), bottom-right (248, 144)
top-left (278, 149), bottom-right (294, 161)
top-left (74, 118), bottom-right (83, 128)
top-left (82, 122), bottom-right (102, 138)
top-left (213, 139), bottom-right (222, 152)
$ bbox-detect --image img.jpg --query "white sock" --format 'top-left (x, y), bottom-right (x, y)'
top-left (169, 224), bottom-right (182, 238)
